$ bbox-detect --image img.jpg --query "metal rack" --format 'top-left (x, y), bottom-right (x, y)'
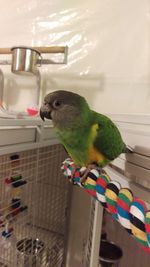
top-left (0, 143), bottom-right (71, 267)
top-left (0, 46), bottom-right (68, 66)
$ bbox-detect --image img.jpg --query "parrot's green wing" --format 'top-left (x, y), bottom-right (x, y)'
top-left (92, 111), bottom-right (126, 161)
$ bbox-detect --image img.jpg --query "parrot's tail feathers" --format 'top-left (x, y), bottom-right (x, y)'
top-left (123, 145), bottom-right (133, 154)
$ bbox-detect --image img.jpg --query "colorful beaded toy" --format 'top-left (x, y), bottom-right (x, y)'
top-left (1, 154), bottom-right (28, 245)
top-left (62, 158), bottom-right (150, 254)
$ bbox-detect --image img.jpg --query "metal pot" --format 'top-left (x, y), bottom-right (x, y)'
top-left (99, 240), bottom-right (123, 267)
top-left (16, 238), bottom-right (47, 267)
top-left (11, 46), bottom-right (42, 75)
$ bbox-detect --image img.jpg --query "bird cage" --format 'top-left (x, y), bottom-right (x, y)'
top-left (0, 144), bottom-right (72, 267)
top-left (0, 118), bottom-right (101, 267)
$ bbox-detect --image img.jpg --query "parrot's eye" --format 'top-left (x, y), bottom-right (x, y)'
top-left (53, 100), bottom-right (62, 109)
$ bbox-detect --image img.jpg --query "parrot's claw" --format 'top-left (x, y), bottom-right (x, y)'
top-left (80, 164), bottom-right (103, 184)
top-left (80, 174), bottom-right (87, 184)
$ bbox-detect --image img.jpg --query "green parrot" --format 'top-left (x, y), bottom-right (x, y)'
top-left (40, 90), bottom-right (131, 180)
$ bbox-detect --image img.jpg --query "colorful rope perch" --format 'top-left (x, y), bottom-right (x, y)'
top-left (61, 158), bottom-right (150, 254)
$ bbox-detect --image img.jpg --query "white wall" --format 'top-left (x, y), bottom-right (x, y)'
top-left (0, 0), bottom-right (149, 114)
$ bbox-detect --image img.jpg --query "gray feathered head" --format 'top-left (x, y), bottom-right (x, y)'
top-left (40, 90), bottom-right (90, 128)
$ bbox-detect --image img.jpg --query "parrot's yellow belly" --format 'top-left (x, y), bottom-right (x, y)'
top-left (64, 123), bottom-right (109, 167)
top-left (88, 146), bottom-right (105, 164)
top-left (87, 123), bottom-right (106, 166)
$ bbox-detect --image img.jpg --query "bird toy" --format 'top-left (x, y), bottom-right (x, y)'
top-left (3, 154), bottom-right (28, 241)
top-left (62, 158), bottom-right (150, 254)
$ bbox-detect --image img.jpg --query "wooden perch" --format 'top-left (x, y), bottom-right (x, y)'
top-left (0, 46), bottom-right (67, 54)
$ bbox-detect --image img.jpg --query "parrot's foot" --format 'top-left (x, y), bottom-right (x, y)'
top-left (80, 164), bottom-right (103, 184)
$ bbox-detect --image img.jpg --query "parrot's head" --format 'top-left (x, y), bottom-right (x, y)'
top-left (40, 90), bottom-right (90, 128)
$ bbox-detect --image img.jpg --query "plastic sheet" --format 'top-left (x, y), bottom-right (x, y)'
top-left (0, 0), bottom-right (149, 116)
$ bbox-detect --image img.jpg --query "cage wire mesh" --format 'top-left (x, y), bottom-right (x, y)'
top-left (0, 144), bottom-right (71, 267)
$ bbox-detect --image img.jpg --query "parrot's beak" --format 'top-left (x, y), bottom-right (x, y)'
top-left (40, 103), bottom-right (52, 121)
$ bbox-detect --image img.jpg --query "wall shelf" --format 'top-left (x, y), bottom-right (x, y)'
top-left (0, 118), bottom-right (59, 155)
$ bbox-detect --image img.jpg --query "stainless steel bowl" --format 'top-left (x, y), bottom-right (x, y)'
top-left (11, 46), bottom-right (42, 75)
top-left (16, 238), bottom-right (46, 267)
top-left (99, 240), bottom-right (123, 267)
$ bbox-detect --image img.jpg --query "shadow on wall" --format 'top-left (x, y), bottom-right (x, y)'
top-left (41, 72), bottom-right (106, 106)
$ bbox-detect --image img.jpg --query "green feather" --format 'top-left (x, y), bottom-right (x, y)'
top-left (44, 90), bottom-right (126, 167)
top-left (92, 111), bottom-right (125, 160)
top-left (55, 109), bottom-right (125, 167)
